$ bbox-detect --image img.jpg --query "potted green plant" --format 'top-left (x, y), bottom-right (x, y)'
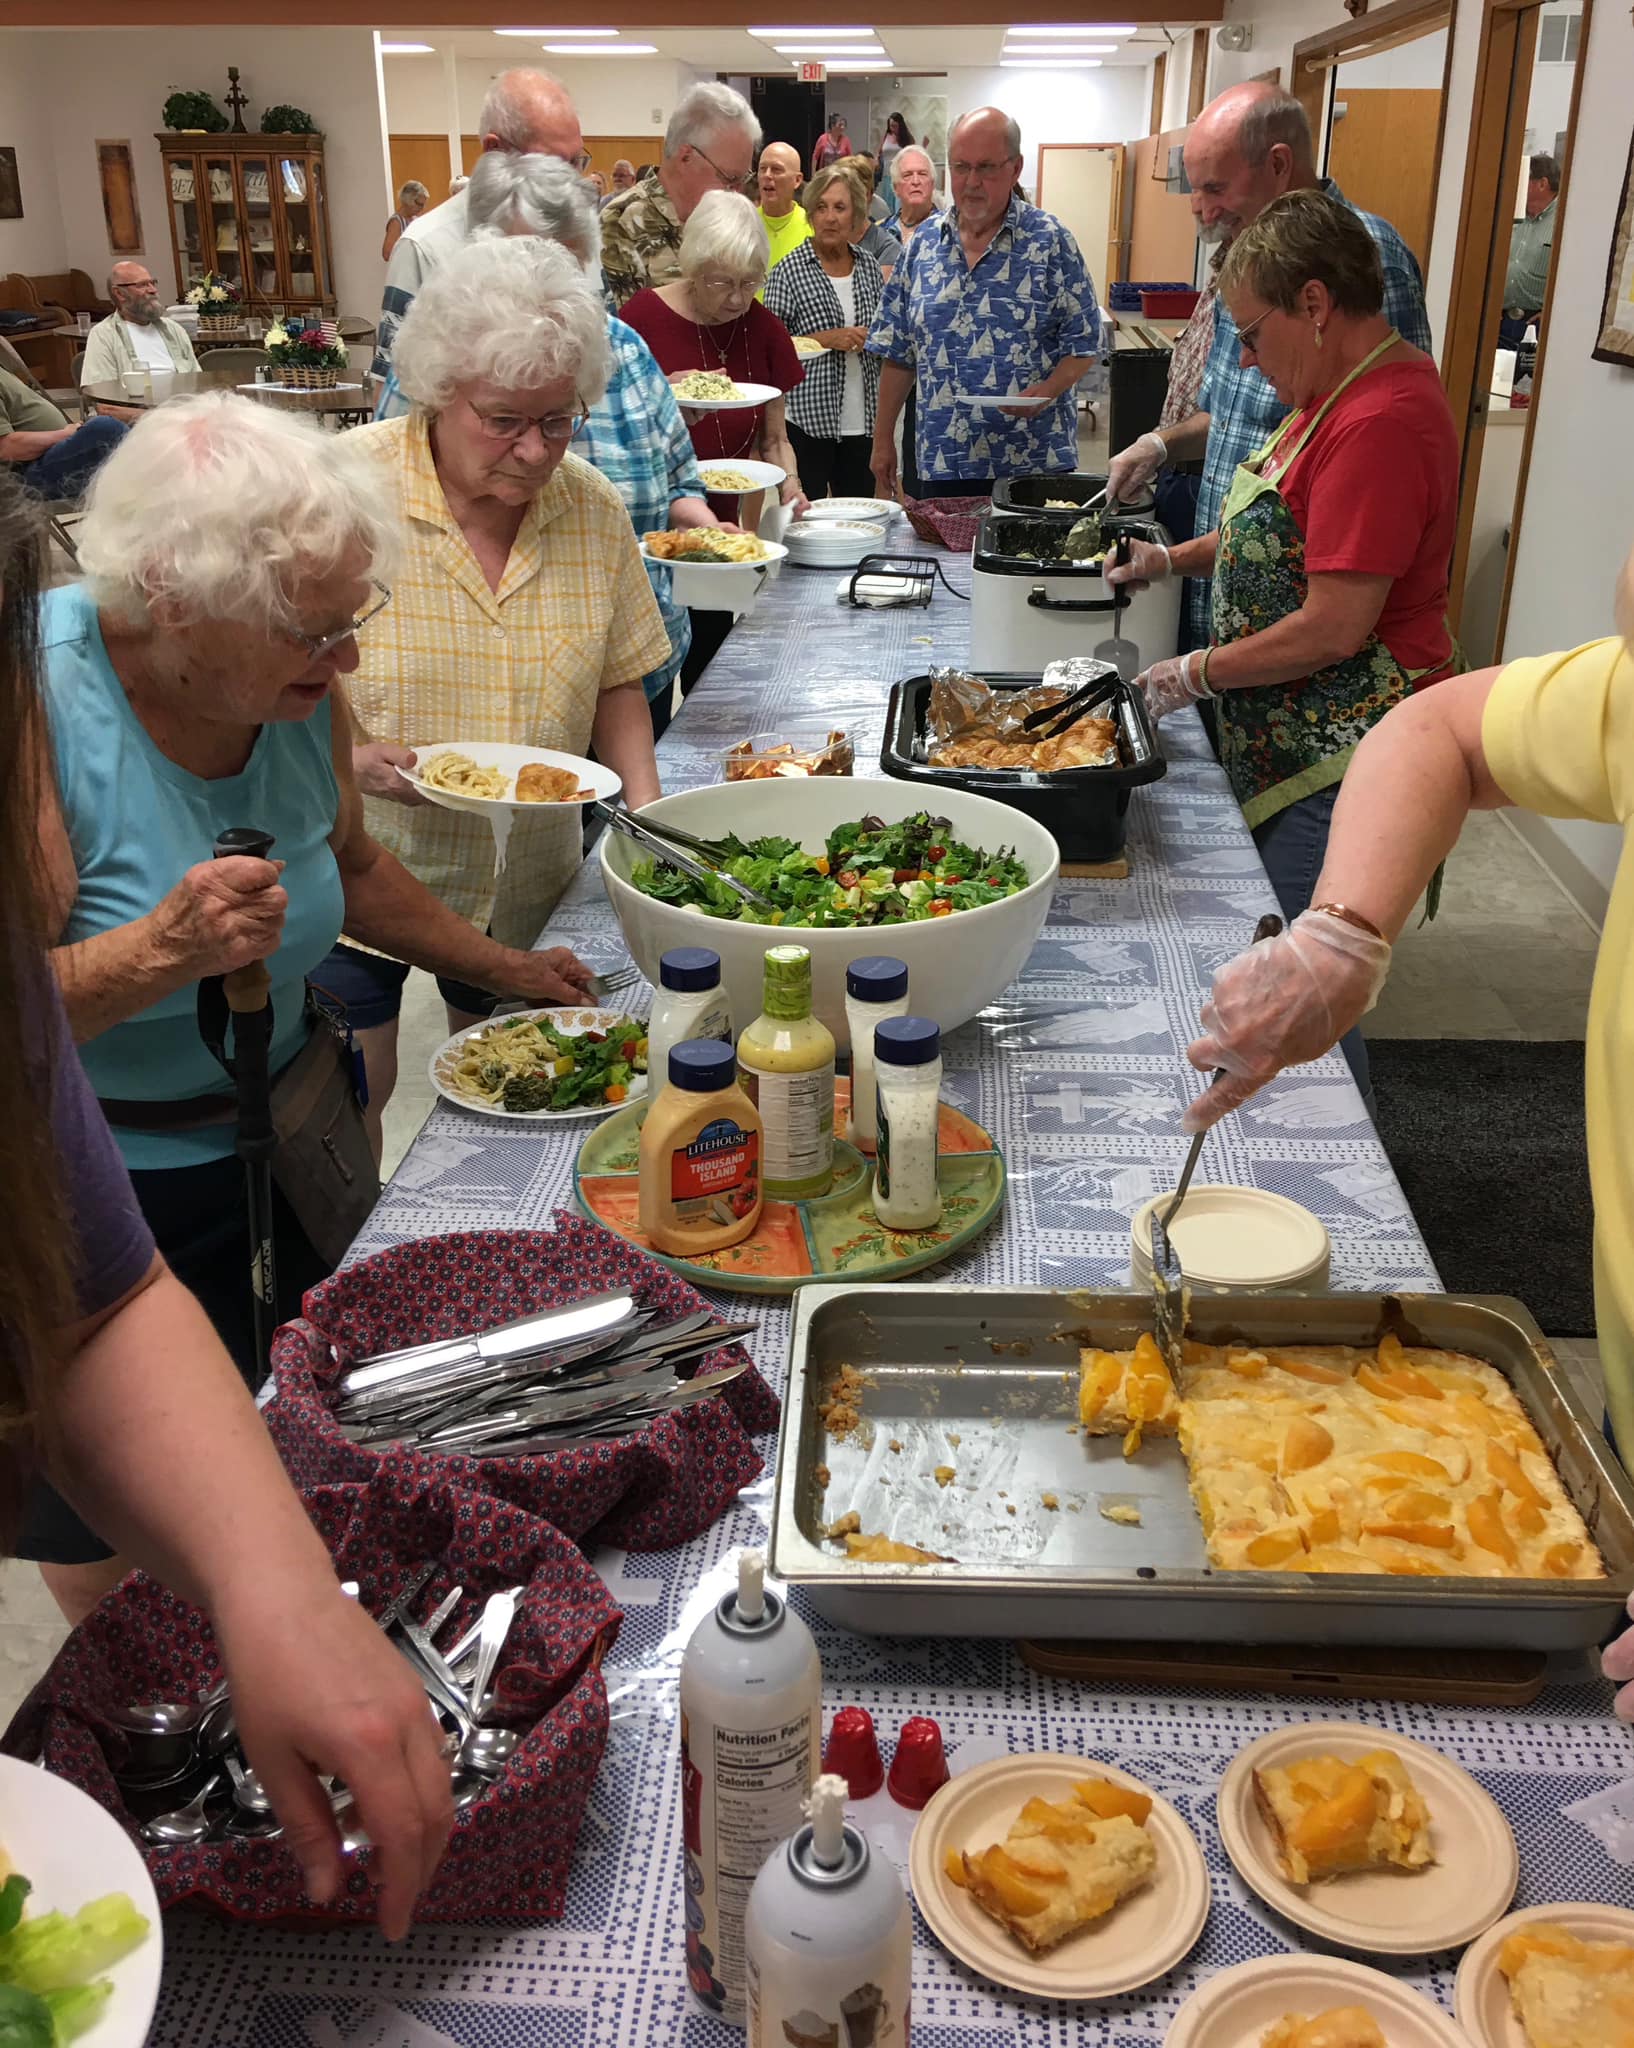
top-left (260, 104), bottom-right (318, 135)
top-left (163, 89), bottom-right (228, 134)
top-left (263, 318), bottom-right (347, 389)
top-left (185, 270), bottom-right (244, 339)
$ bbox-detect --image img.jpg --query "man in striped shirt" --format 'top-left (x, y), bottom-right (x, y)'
top-left (1106, 84), bottom-right (1431, 649)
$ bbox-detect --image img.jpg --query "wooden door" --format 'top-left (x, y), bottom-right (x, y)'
top-left (389, 134), bottom-right (456, 206)
top-left (1036, 144), bottom-right (1124, 298)
top-left (1127, 130), bottom-right (1198, 284)
top-left (1326, 88), bottom-right (1441, 271)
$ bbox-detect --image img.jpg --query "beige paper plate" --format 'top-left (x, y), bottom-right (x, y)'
top-left (1455, 1900), bottom-right (1634, 2048)
top-left (1217, 1721), bottom-right (1518, 1955)
top-left (908, 1752), bottom-right (1208, 1999)
top-left (1166, 1954), bottom-right (1472, 2048)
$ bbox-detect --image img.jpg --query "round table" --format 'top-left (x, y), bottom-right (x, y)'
top-left (80, 367), bottom-right (372, 424)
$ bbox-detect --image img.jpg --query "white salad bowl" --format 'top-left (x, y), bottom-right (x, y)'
top-left (598, 779), bottom-right (1059, 1049)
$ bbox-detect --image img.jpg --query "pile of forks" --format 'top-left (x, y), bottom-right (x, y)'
top-left (326, 1288), bottom-right (756, 1455)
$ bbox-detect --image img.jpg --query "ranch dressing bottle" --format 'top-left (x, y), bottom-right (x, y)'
top-left (680, 1550), bottom-right (822, 2025)
top-left (737, 945), bottom-right (836, 1200)
top-left (872, 1018), bottom-right (943, 1233)
top-left (843, 956), bottom-right (909, 1156)
top-left (745, 1773), bottom-right (912, 2048)
top-left (647, 946), bottom-right (734, 1090)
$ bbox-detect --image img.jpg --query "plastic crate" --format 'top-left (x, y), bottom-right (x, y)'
top-left (1141, 288), bottom-right (1201, 319)
top-left (1109, 279), bottom-right (1191, 310)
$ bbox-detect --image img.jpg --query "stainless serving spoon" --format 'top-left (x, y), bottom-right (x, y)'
top-left (140, 1769), bottom-right (227, 1847)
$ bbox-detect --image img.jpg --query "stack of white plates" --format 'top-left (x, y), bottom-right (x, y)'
top-left (802, 497), bottom-right (902, 526)
top-left (783, 516), bottom-right (890, 568)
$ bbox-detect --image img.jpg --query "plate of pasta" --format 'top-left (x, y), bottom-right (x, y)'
top-left (431, 1006), bottom-right (650, 1119)
top-left (398, 742), bottom-right (620, 815)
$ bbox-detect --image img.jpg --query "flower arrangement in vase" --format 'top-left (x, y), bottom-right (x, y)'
top-left (262, 319), bottom-right (348, 389)
top-left (186, 270), bottom-right (244, 339)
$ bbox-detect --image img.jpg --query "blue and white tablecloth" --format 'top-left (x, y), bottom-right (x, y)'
top-left (150, 563), bottom-right (1633, 2047)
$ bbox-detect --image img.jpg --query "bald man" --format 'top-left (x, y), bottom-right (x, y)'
top-left (757, 141), bottom-right (812, 272)
top-left (1105, 81), bottom-right (1430, 646)
top-left (80, 262), bottom-right (199, 387)
top-left (372, 66), bottom-right (586, 375)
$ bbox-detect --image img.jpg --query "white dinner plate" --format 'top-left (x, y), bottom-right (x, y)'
top-left (236, 380), bottom-right (366, 393)
top-left (639, 538), bottom-right (788, 573)
top-left (1216, 1720), bottom-right (1518, 1956)
top-left (1455, 1900), bottom-right (1634, 2048)
top-left (430, 1005), bottom-right (649, 1122)
top-left (800, 497), bottom-right (901, 523)
top-left (668, 378), bottom-right (782, 411)
top-left (1166, 1954), bottom-right (1472, 2048)
top-left (398, 742), bottom-right (619, 816)
top-left (697, 458), bottom-right (786, 494)
top-left (908, 1752), bottom-right (1208, 2000)
top-left (0, 1754), bottom-right (163, 2048)
top-left (783, 520), bottom-right (890, 569)
top-left (792, 337), bottom-right (829, 358)
top-left (954, 390), bottom-right (1053, 409)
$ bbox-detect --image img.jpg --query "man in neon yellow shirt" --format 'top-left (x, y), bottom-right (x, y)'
top-left (1179, 541), bottom-right (1634, 1486)
top-left (757, 141), bottom-right (811, 276)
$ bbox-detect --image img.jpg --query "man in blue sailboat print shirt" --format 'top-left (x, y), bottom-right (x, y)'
top-left (866, 105), bottom-right (1100, 500)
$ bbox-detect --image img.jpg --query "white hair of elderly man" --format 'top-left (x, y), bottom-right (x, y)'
top-left (665, 81), bottom-right (761, 160)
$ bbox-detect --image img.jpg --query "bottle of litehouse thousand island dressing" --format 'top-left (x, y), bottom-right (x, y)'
top-left (679, 1549), bottom-right (822, 2024)
top-left (736, 943), bottom-right (836, 1200)
top-left (745, 1772), bottom-right (912, 2048)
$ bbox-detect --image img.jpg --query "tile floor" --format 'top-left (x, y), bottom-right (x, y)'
top-left (4, 460), bottom-right (1608, 1725)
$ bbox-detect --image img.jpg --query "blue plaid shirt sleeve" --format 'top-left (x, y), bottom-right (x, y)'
top-left (620, 326), bottom-right (708, 503)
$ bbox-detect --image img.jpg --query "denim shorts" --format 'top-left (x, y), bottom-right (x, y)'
top-left (314, 943), bottom-right (504, 1032)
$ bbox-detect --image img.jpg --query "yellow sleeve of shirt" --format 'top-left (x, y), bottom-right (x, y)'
top-left (1483, 637), bottom-right (1634, 828)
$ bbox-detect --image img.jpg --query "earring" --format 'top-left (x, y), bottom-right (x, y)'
top-left (1313, 324), bottom-right (1324, 350)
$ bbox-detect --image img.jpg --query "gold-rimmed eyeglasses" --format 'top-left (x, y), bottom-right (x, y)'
top-left (288, 581), bottom-right (392, 661)
top-left (1235, 307), bottom-right (1275, 357)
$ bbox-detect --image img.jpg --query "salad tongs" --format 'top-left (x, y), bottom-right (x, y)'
top-left (594, 800), bottom-right (778, 912)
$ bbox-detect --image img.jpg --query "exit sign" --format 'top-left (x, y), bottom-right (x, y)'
top-left (799, 60), bottom-right (826, 82)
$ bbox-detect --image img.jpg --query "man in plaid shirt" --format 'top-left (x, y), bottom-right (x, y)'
top-left (1107, 83), bottom-right (1430, 649)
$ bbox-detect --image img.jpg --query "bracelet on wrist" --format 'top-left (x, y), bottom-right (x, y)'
top-left (1310, 902), bottom-right (1386, 942)
top-left (1196, 645), bottom-right (1214, 697)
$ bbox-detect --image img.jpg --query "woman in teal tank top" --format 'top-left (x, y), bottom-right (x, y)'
top-left (29, 393), bottom-right (599, 1589)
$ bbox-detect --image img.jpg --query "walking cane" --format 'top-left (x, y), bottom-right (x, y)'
top-left (212, 827), bottom-right (279, 1379)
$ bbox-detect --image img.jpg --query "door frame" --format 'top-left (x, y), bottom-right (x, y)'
top-left (1037, 143), bottom-right (1127, 292)
top-left (1439, 0), bottom-right (1593, 644)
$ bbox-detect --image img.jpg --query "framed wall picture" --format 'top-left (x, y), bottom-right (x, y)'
top-left (98, 141), bottom-right (143, 253)
top-left (1593, 121), bottom-right (1634, 368)
top-left (0, 148), bottom-right (21, 221)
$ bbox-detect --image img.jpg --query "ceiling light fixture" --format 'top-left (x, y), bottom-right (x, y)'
top-left (749, 25), bottom-right (876, 36)
top-left (999, 56), bottom-right (1103, 67)
top-left (773, 43), bottom-right (884, 55)
top-left (1007, 22), bottom-right (1137, 35)
top-left (379, 41), bottom-right (435, 53)
top-left (494, 25), bottom-right (618, 34)
top-left (1001, 41), bottom-right (1116, 55)
top-left (542, 41), bottom-right (659, 53)
top-left (829, 60), bottom-right (893, 69)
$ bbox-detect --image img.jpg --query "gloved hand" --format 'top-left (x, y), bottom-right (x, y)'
top-left (1184, 909), bottom-right (1394, 1132)
top-left (1132, 649), bottom-right (1211, 723)
top-left (1106, 538), bottom-right (1172, 593)
top-left (1106, 431), bottom-right (1168, 506)
top-left (1602, 1598), bottom-right (1634, 1719)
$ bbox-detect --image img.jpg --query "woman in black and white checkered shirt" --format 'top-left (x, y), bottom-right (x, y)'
top-left (763, 164), bottom-right (884, 501)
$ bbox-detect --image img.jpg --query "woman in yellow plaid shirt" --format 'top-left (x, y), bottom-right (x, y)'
top-left (322, 237), bottom-right (671, 1145)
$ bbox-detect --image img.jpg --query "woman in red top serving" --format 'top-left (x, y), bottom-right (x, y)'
top-left (1109, 189), bottom-right (1458, 1105)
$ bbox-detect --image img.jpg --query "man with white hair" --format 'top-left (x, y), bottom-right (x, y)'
top-left (867, 105), bottom-right (1099, 498)
top-left (881, 146), bottom-right (940, 251)
top-left (80, 262), bottom-right (199, 386)
top-left (756, 140), bottom-right (811, 272)
top-left (371, 66), bottom-right (586, 376)
top-left (610, 158), bottom-right (637, 195)
top-left (600, 82), bottom-right (761, 308)
top-left (1104, 82), bottom-right (1429, 646)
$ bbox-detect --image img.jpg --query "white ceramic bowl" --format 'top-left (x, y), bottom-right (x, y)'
top-left (598, 779), bottom-right (1059, 1049)
top-left (1130, 1185), bottom-right (1331, 1293)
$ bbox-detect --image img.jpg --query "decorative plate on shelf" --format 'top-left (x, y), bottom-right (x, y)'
top-left (574, 1076), bottom-right (1004, 1293)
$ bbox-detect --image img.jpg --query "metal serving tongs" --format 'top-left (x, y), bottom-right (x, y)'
top-left (593, 799), bottom-right (778, 913)
top-left (1151, 913), bottom-right (1285, 1375)
top-left (1021, 665), bottom-right (1124, 742)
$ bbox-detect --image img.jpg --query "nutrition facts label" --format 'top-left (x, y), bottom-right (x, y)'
top-left (711, 1714), bottom-right (815, 1992)
top-left (739, 1065), bottom-right (834, 1185)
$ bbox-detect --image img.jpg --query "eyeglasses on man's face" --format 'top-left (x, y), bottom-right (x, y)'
top-left (289, 581), bottom-right (393, 661)
top-left (690, 142), bottom-right (753, 193)
top-left (950, 158), bottom-right (1017, 183)
top-left (468, 398), bottom-right (588, 445)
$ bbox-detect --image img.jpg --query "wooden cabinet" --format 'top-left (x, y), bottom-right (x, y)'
top-left (158, 132), bottom-right (335, 318)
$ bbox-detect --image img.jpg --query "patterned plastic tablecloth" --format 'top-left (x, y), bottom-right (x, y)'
top-left (150, 564), bottom-right (1634, 2046)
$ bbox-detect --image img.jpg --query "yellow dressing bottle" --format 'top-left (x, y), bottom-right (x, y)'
top-left (736, 944), bottom-right (836, 1201)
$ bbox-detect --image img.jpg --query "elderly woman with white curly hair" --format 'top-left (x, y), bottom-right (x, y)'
top-left (374, 149), bottom-right (725, 739)
top-left (31, 391), bottom-right (591, 1604)
top-left (323, 233), bottom-right (670, 1138)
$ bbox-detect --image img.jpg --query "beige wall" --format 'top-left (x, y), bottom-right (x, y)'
top-left (0, 34), bottom-right (67, 275)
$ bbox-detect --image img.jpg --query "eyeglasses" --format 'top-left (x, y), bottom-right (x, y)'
top-left (950, 159), bottom-right (1016, 181)
top-left (468, 398), bottom-right (587, 445)
top-left (697, 275), bottom-right (760, 299)
top-left (289, 581), bottom-right (392, 661)
top-left (1235, 307), bottom-right (1275, 357)
top-left (570, 150), bottom-right (592, 173)
top-left (690, 142), bottom-right (753, 193)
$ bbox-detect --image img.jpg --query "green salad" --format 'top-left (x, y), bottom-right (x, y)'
top-left (631, 811), bottom-right (1031, 927)
top-left (0, 1867), bottom-right (150, 2046)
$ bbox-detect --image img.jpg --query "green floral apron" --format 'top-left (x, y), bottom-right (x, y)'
top-left (1212, 331), bottom-right (1447, 831)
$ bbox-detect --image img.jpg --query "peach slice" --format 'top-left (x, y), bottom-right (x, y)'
top-left (1266, 1352), bottom-right (1346, 1385)
top-left (1282, 1417), bottom-right (1335, 1474)
top-left (1487, 1439), bottom-right (1544, 1507)
top-left (1287, 1763), bottom-right (1377, 1860)
top-left (973, 1846), bottom-right (1050, 1917)
top-left (1363, 1518), bottom-right (1458, 1549)
top-left (1075, 1778), bottom-right (1153, 1826)
top-left (946, 1848), bottom-right (968, 1886)
top-left (1246, 1526), bottom-right (1308, 1567)
top-left (1467, 1491), bottom-right (1519, 1567)
top-left (1366, 1451), bottom-right (1453, 1482)
top-left (1542, 1541), bottom-right (1584, 1577)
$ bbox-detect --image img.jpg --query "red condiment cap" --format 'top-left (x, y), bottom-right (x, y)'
top-left (887, 1715), bottom-right (948, 1810)
top-left (822, 1705), bottom-right (884, 1798)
